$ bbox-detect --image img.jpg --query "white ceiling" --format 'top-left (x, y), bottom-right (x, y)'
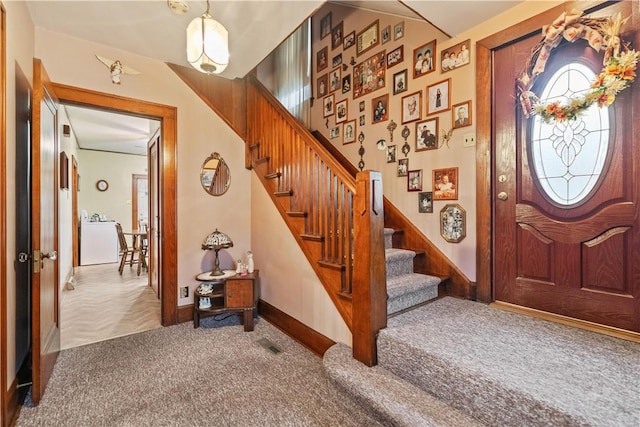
top-left (27, 0), bottom-right (523, 155)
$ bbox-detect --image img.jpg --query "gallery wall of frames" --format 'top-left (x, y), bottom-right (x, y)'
top-left (311, 3), bottom-right (475, 245)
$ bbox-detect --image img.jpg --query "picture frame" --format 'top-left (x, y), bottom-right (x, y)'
top-left (381, 25), bottom-right (391, 44)
top-left (332, 53), bottom-right (342, 68)
top-left (320, 12), bottom-right (332, 39)
top-left (441, 39), bottom-right (471, 73)
top-left (452, 100), bottom-right (472, 129)
top-left (60, 151), bottom-right (69, 189)
top-left (418, 191), bottom-right (433, 213)
top-left (342, 74), bottom-right (351, 94)
top-left (356, 20), bottom-right (379, 56)
top-left (317, 46), bottom-right (328, 72)
top-left (426, 78), bottom-right (451, 115)
top-left (433, 167), bottom-right (458, 200)
top-left (317, 73), bottom-right (328, 98)
top-left (394, 21), bottom-right (404, 40)
top-left (359, 101), bottom-right (365, 112)
top-left (335, 99), bottom-right (348, 124)
top-left (386, 46), bottom-right (404, 69)
top-left (329, 67), bottom-right (342, 93)
top-left (353, 50), bottom-right (386, 99)
top-left (397, 158), bottom-right (409, 177)
top-left (343, 31), bottom-right (356, 50)
top-left (330, 124), bottom-right (341, 139)
top-left (331, 21), bottom-right (343, 50)
top-left (415, 117), bottom-right (438, 151)
top-left (401, 91), bottom-right (421, 124)
top-left (323, 94), bottom-right (335, 118)
top-left (393, 69), bottom-right (408, 95)
top-left (343, 120), bottom-right (357, 144)
top-left (387, 145), bottom-right (397, 163)
top-left (440, 203), bottom-right (466, 243)
top-left (359, 114), bottom-right (365, 126)
top-left (407, 169), bottom-right (423, 192)
top-left (413, 39), bottom-right (436, 79)
top-left (371, 93), bottom-right (389, 124)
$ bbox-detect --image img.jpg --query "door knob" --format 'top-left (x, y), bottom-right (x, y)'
top-left (42, 251), bottom-right (57, 261)
top-left (497, 192), bottom-right (508, 201)
top-left (498, 174), bottom-right (507, 183)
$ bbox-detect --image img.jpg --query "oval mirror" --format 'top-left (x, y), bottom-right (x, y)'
top-left (200, 152), bottom-right (230, 196)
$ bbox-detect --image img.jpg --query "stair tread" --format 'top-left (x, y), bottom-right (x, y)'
top-left (386, 273), bottom-right (440, 295)
top-left (385, 248), bottom-right (416, 258)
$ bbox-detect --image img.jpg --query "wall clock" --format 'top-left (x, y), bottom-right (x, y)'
top-left (96, 179), bottom-right (109, 192)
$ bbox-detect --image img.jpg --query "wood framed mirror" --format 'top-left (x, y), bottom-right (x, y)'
top-left (200, 152), bottom-right (230, 196)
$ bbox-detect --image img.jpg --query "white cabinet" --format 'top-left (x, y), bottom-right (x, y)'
top-left (80, 221), bottom-right (119, 265)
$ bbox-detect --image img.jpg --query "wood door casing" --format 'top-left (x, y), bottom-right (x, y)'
top-left (148, 138), bottom-right (160, 298)
top-left (492, 2), bottom-right (639, 332)
top-left (31, 59), bottom-right (60, 404)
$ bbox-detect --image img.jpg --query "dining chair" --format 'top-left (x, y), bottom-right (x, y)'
top-left (115, 222), bottom-right (144, 275)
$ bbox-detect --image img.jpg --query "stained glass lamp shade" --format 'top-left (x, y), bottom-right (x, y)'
top-left (202, 229), bottom-right (233, 276)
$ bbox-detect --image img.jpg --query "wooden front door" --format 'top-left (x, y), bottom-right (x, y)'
top-left (31, 59), bottom-right (60, 403)
top-left (493, 2), bottom-right (640, 332)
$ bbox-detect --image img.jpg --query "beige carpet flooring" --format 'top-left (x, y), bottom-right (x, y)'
top-left (60, 263), bottom-right (161, 350)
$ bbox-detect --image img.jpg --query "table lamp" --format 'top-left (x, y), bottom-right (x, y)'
top-left (202, 229), bottom-right (233, 276)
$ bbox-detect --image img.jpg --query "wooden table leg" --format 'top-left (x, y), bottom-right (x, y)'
top-left (243, 308), bottom-right (254, 332)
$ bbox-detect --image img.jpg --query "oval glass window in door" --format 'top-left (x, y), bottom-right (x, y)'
top-left (530, 62), bottom-right (610, 207)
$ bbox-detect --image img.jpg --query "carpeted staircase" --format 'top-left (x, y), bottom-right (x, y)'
top-left (383, 228), bottom-right (440, 316)
top-left (324, 297), bottom-right (640, 427)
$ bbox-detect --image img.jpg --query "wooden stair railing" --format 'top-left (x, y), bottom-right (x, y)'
top-left (246, 75), bottom-right (386, 365)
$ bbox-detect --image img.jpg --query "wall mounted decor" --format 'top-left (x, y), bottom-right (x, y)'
top-left (394, 22), bottom-right (404, 40)
top-left (387, 119), bottom-right (397, 142)
top-left (359, 115), bottom-right (365, 126)
top-left (353, 50), bottom-right (386, 99)
top-left (343, 31), bottom-right (355, 49)
top-left (358, 132), bottom-right (366, 171)
top-left (331, 21), bottom-right (343, 50)
top-left (357, 20), bottom-right (379, 56)
top-left (393, 69), bottom-right (408, 95)
top-left (60, 151), bottom-right (69, 190)
top-left (433, 167), bottom-right (458, 200)
top-left (418, 191), bottom-right (433, 213)
top-left (402, 91), bottom-right (421, 124)
top-left (96, 179), bottom-right (109, 192)
top-left (329, 67), bottom-right (342, 93)
top-left (330, 125), bottom-right (341, 139)
top-left (415, 117), bottom-right (438, 151)
top-left (317, 73), bottom-right (328, 97)
top-left (335, 99), bottom-right (348, 124)
top-left (440, 203), bottom-right (466, 243)
top-left (452, 100), bottom-right (472, 129)
top-left (401, 126), bottom-right (411, 157)
top-left (372, 93), bottom-right (389, 124)
top-left (387, 46), bottom-right (404, 69)
top-left (317, 46), bottom-right (328, 72)
top-left (387, 145), bottom-right (397, 163)
top-left (344, 120), bottom-right (356, 144)
top-left (359, 101), bottom-right (365, 112)
top-left (323, 94), bottom-right (335, 117)
top-left (320, 12), bottom-right (332, 39)
top-left (382, 25), bottom-right (391, 44)
top-left (441, 39), bottom-right (470, 73)
top-left (200, 152), bottom-right (231, 196)
top-left (413, 39), bottom-right (436, 78)
top-left (407, 169), bottom-right (422, 192)
top-left (332, 53), bottom-right (343, 68)
top-left (398, 158), bottom-right (409, 177)
top-left (376, 139), bottom-right (387, 151)
top-left (426, 78), bottom-right (451, 115)
top-left (342, 74), bottom-right (351, 93)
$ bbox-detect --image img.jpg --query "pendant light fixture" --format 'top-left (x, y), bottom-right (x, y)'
top-left (186, 0), bottom-right (229, 74)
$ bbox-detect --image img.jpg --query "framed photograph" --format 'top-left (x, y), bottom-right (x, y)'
top-left (452, 100), bottom-right (472, 129)
top-left (320, 12), bottom-right (332, 39)
top-left (427, 78), bottom-right (451, 115)
top-left (393, 69), bottom-right (408, 95)
top-left (441, 39), bottom-right (471, 73)
top-left (344, 120), bottom-right (357, 144)
top-left (357, 20), bottom-right (379, 56)
top-left (413, 39), bottom-right (436, 78)
top-left (401, 91), bottom-right (421, 124)
top-left (323, 94), bottom-right (335, 118)
top-left (394, 21), bottom-right (404, 40)
top-left (387, 145), bottom-right (397, 163)
top-left (317, 73), bottom-right (328, 98)
top-left (342, 74), bottom-right (351, 94)
top-left (359, 101), bottom-right (365, 112)
top-left (440, 203), bottom-right (466, 243)
top-left (330, 124), bottom-right (341, 139)
top-left (386, 46), bottom-right (404, 69)
top-left (359, 114), bottom-right (365, 126)
top-left (381, 26), bottom-right (391, 44)
top-left (331, 21), bottom-right (343, 50)
top-left (433, 167), bottom-right (458, 200)
top-left (329, 67), bottom-right (342, 93)
top-left (415, 117), bottom-right (438, 151)
top-left (371, 93), bottom-right (389, 124)
top-left (332, 53), bottom-right (342, 68)
top-left (397, 158), bottom-right (409, 177)
top-left (418, 192), bottom-right (433, 213)
top-left (343, 30), bottom-right (355, 49)
top-left (407, 169), bottom-right (423, 192)
top-left (317, 46), bottom-right (328, 73)
top-left (335, 99), bottom-right (348, 124)
top-left (353, 50), bottom-right (386, 99)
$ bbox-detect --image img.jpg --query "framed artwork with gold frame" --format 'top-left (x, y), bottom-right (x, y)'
top-left (440, 203), bottom-right (466, 243)
top-left (357, 20), bottom-right (379, 56)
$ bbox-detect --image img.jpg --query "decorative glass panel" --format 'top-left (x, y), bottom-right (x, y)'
top-left (531, 63), bottom-right (610, 206)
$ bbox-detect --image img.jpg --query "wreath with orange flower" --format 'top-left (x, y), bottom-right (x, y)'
top-left (517, 10), bottom-right (640, 123)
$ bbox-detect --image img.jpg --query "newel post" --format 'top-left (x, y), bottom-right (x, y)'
top-left (352, 171), bottom-right (387, 366)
